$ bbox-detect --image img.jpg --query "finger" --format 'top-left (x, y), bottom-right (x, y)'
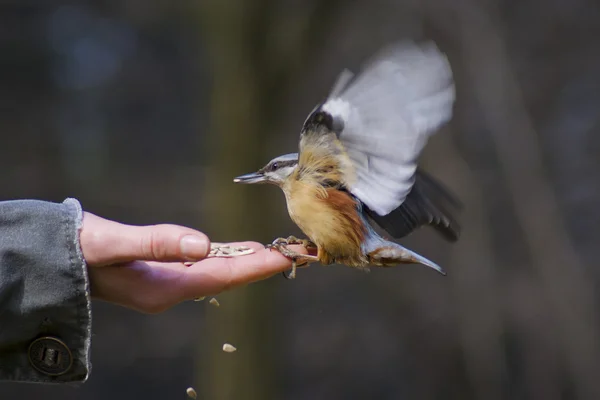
top-left (81, 212), bottom-right (211, 266)
top-left (179, 241), bottom-right (309, 299)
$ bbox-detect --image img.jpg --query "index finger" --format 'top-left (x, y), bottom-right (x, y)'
top-left (180, 241), bottom-right (310, 299)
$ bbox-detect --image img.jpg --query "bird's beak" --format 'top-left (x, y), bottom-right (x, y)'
top-left (233, 172), bottom-right (267, 184)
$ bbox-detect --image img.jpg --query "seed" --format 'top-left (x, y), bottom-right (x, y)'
top-left (186, 387), bottom-right (197, 399)
top-left (222, 343), bottom-right (237, 353)
top-left (209, 298), bottom-right (220, 307)
top-left (194, 296), bottom-right (206, 302)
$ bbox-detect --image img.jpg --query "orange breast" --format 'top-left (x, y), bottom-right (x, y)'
top-left (283, 180), bottom-right (367, 266)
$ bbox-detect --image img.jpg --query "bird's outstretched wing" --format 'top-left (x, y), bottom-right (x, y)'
top-left (365, 169), bottom-right (462, 241)
top-left (298, 40), bottom-right (458, 240)
top-left (300, 40), bottom-right (455, 213)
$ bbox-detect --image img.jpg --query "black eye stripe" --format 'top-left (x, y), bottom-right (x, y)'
top-left (269, 160), bottom-right (296, 170)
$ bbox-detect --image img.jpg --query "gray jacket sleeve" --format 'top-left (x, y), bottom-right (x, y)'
top-left (0, 198), bottom-right (91, 384)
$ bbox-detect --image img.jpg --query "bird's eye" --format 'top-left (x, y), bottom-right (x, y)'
top-left (271, 162), bottom-right (278, 171)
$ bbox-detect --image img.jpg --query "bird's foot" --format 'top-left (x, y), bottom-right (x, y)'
top-left (272, 236), bottom-right (317, 249)
top-left (266, 237), bottom-right (319, 280)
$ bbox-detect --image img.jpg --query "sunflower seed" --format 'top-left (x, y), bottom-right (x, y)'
top-left (186, 387), bottom-right (197, 399)
top-left (222, 343), bottom-right (237, 353)
top-left (207, 243), bottom-right (256, 258)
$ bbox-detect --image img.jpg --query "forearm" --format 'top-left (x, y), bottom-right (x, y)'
top-left (0, 198), bottom-right (91, 384)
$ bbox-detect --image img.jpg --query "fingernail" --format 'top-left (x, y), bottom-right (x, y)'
top-left (180, 235), bottom-right (209, 259)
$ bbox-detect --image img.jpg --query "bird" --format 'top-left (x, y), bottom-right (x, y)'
top-left (233, 40), bottom-right (461, 279)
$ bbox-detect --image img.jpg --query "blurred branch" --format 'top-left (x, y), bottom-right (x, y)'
top-left (189, 1), bottom-right (342, 399)
top-left (457, 2), bottom-right (600, 399)
top-left (425, 133), bottom-right (508, 400)
top-left (191, 2), bottom-right (279, 400)
top-left (260, 0), bottom-right (348, 117)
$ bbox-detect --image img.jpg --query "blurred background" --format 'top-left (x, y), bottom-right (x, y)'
top-left (1, 0), bottom-right (600, 399)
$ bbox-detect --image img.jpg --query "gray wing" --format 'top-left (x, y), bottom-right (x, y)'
top-left (365, 169), bottom-right (462, 241)
top-left (319, 40), bottom-right (455, 216)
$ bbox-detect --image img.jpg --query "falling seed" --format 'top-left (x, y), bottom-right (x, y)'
top-left (209, 298), bottom-right (220, 307)
top-left (222, 343), bottom-right (237, 353)
top-left (186, 387), bottom-right (197, 399)
top-left (194, 296), bottom-right (206, 302)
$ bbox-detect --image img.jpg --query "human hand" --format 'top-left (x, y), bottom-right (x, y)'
top-left (79, 212), bottom-right (307, 313)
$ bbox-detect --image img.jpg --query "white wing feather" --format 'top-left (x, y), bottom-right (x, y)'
top-left (321, 40), bottom-right (455, 216)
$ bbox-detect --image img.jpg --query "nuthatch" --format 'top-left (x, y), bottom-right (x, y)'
top-left (234, 40), bottom-right (460, 279)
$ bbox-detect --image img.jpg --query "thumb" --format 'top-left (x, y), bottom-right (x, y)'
top-left (81, 212), bottom-right (211, 266)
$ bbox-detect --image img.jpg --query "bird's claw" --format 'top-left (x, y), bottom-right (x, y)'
top-left (283, 260), bottom-right (298, 280)
top-left (265, 242), bottom-right (302, 280)
top-left (270, 236), bottom-right (316, 249)
top-left (265, 236), bottom-right (317, 280)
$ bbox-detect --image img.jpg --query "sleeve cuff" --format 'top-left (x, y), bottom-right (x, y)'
top-left (0, 198), bottom-right (92, 384)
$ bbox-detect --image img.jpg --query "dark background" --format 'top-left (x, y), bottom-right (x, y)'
top-left (2, 1), bottom-right (600, 399)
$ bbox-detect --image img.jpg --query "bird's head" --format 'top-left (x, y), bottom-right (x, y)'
top-left (233, 153), bottom-right (298, 187)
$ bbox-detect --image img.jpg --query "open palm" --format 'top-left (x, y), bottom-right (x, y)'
top-left (80, 213), bottom-right (307, 313)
